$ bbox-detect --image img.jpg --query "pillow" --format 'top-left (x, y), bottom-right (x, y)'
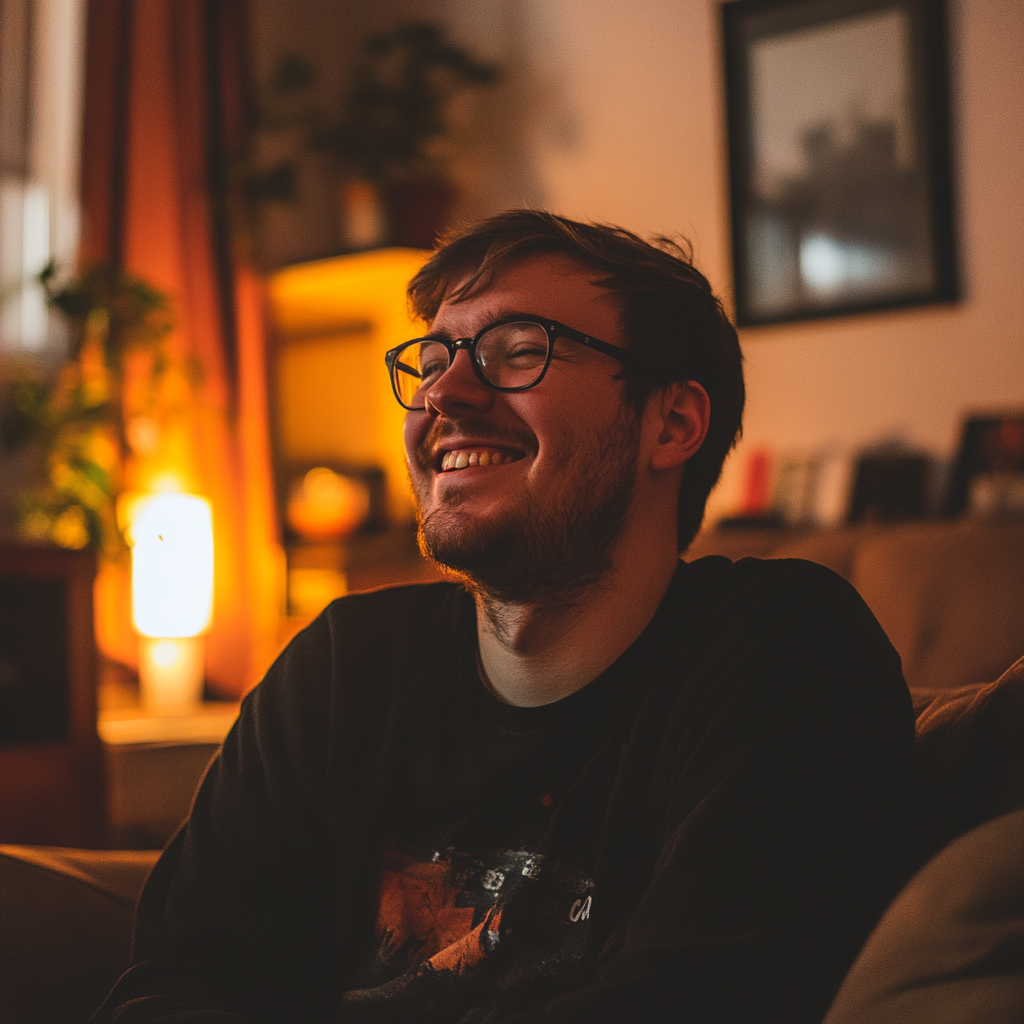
top-left (912, 655), bottom-right (1024, 864)
top-left (823, 809), bottom-right (1024, 1024)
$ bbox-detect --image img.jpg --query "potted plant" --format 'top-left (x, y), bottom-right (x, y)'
top-left (314, 22), bottom-right (500, 249)
top-left (1, 264), bottom-right (184, 555)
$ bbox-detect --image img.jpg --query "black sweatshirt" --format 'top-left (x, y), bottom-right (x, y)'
top-left (94, 556), bottom-right (914, 1024)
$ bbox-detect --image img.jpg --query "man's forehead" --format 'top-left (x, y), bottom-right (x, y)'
top-left (442, 252), bottom-right (605, 298)
top-left (431, 253), bottom-right (623, 338)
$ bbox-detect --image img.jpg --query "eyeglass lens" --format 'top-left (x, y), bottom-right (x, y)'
top-left (393, 322), bottom-right (551, 408)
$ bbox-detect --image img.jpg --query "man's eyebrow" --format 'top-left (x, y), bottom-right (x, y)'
top-left (488, 308), bottom-right (546, 321)
top-left (425, 309), bottom-right (547, 340)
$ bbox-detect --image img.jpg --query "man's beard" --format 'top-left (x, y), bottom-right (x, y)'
top-left (412, 403), bottom-right (641, 606)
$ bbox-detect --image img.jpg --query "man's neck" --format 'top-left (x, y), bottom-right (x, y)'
top-left (474, 523), bottom-right (681, 707)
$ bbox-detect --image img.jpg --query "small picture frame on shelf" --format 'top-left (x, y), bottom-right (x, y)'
top-left (945, 414), bottom-right (1024, 520)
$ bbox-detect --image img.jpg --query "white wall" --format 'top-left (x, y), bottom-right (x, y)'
top-left (252, 0), bottom-right (1024, 514)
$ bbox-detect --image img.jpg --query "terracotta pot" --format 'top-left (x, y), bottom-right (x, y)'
top-left (339, 180), bottom-right (388, 251)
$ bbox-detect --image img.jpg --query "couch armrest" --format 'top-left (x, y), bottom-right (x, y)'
top-left (0, 845), bottom-right (159, 1024)
top-left (852, 520), bottom-right (1024, 690)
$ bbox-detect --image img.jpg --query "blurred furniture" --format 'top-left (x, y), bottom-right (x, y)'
top-left (267, 248), bottom-right (427, 527)
top-left (1, 519), bottom-right (1021, 1022)
top-left (99, 701), bottom-right (238, 849)
top-left (0, 545), bottom-right (104, 847)
top-left (824, 807), bottom-right (1024, 1024)
top-left (944, 412), bottom-right (1024, 518)
top-left (847, 451), bottom-right (932, 523)
top-left (286, 527), bottom-right (443, 617)
top-left (266, 248), bottom-right (442, 619)
top-left (822, 655), bottom-right (1024, 1024)
top-left (0, 845), bottom-right (159, 1024)
top-left (686, 518), bottom-right (1024, 691)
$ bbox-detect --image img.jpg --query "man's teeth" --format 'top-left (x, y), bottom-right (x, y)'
top-left (441, 449), bottom-right (515, 471)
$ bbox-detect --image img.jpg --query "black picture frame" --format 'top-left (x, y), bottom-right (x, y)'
top-left (722, 0), bottom-right (958, 326)
top-left (943, 413), bottom-right (1024, 517)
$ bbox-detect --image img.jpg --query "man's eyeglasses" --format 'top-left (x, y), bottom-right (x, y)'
top-left (384, 315), bottom-right (633, 411)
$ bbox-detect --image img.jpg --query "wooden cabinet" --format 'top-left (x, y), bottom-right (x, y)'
top-left (268, 248), bottom-right (430, 526)
top-left (0, 544), bottom-right (104, 846)
top-left (267, 249), bottom-right (445, 617)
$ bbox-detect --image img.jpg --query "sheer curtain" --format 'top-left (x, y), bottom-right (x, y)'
top-left (81, 0), bottom-right (282, 697)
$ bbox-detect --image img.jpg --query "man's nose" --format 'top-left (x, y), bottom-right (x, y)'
top-left (424, 348), bottom-right (494, 416)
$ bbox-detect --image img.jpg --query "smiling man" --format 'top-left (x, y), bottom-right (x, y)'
top-left (96, 212), bottom-right (914, 1024)
top-left (399, 246), bottom-right (714, 707)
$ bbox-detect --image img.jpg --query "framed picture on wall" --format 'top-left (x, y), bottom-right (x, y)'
top-left (722, 0), bottom-right (958, 326)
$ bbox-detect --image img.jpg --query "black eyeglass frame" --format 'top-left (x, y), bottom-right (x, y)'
top-left (384, 315), bottom-right (635, 411)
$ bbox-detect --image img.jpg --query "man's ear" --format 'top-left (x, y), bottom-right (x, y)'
top-left (647, 380), bottom-right (710, 471)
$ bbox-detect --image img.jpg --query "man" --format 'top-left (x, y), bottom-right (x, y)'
top-left (96, 212), bottom-right (913, 1023)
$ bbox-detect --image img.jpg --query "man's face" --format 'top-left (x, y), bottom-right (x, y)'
top-left (403, 253), bottom-right (644, 601)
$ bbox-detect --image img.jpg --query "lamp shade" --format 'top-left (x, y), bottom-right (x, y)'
top-left (131, 494), bottom-right (213, 638)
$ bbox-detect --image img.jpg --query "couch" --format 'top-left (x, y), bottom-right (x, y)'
top-left (2, 518), bottom-right (1022, 1023)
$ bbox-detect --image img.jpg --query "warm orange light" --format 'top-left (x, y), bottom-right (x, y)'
top-left (131, 493), bottom-right (214, 638)
top-left (137, 635), bottom-right (206, 711)
top-left (130, 493), bottom-right (214, 711)
top-left (268, 249), bottom-right (428, 524)
top-left (286, 467), bottom-right (370, 540)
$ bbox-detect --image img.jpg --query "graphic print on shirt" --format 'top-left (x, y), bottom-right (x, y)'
top-left (342, 842), bottom-right (596, 1008)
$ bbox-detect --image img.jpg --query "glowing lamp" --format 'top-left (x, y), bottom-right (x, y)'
top-left (286, 467), bottom-right (370, 540)
top-left (131, 494), bottom-right (213, 711)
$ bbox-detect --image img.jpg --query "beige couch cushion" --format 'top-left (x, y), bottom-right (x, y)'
top-left (912, 656), bottom-right (1024, 861)
top-left (686, 525), bottom-right (894, 583)
top-left (769, 526), bottom-right (884, 582)
top-left (851, 522), bottom-right (1024, 691)
top-left (0, 846), bottom-right (159, 1023)
top-left (686, 520), bottom-right (1024, 692)
top-left (822, 808), bottom-right (1024, 1024)
top-left (684, 526), bottom-right (796, 563)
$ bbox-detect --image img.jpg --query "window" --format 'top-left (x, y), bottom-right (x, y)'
top-left (0, 0), bottom-right (86, 355)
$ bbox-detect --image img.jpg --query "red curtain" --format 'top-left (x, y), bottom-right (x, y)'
top-left (81, 0), bottom-right (282, 697)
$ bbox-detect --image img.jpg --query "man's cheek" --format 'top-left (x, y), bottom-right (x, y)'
top-left (404, 414), bottom-right (429, 473)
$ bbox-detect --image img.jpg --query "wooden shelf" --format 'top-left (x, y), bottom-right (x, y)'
top-left (98, 703), bottom-right (240, 747)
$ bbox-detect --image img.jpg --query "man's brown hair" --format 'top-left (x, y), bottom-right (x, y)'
top-left (407, 209), bottom-right (744, 551)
